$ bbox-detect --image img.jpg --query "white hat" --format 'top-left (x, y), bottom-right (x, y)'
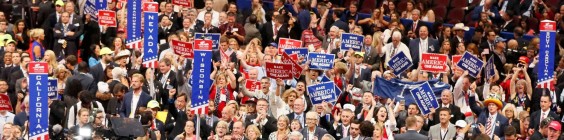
top-left (114, 49), bottom-right (131, 59)
top-left (343, 104), bottom-right (355, 112)
top-left (452, 23), bottom-right (469, 31)
top-left (97, 82), bottom-right (110, 93)
top-left (455, 120), bottom-right (467, 128)
top-left (112, 67), bottom-right (127, 79)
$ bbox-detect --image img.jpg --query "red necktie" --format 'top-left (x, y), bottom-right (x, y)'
top-left (412, 22), bottom-right (417, 32)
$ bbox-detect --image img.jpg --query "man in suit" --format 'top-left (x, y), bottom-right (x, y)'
top-left (471, 0), bottom-right (501, 21)
top-left (158, 15), bottom-right (179, 41)
top-left (332, 108), bottom-right (354, 139)
top-left (409, 26), bottom-right (439, 69)
top-left (53, 12), bottom-right (80, 57)
top-left (300, 111), bottom-right (328, 140)
top-left (7, 56), bottom-right (29, 95)
top-left (499, 10), bottom-right (516, 32)
top-left (244, 99), bottom-right (277, 139)
top-left (469, 90), bottom-right (509, 139)
top-left (156, 58), bottom-right (177, 109)
top-left (64, 62), bottom-right (97, 95)
top-left (212, 36), bottom-right (237, 63)
top-left (383, 31), bottom-right (412, 67)
top-left (89, 47), bottom-right (113, 83)
top-left (119, 74), bottom-right (152, 118)
top-left (354, 92), bottom-right (376, 120)
top-left (322, 26), bottom-right (341, 54)
top-left (394, 116), bottom-right (428, 140)
top-left (450, 23), bottom-right (469, 55)
top-left (404, 9), bottom-right (423, 38)
top-left (340, 119), bottom-right (369, 140)
top-left (529, 94), bottom-right (560, 130)
top-left (159, 3), bottom-right (180, 27)
top-left (261, 13), bottom-right (288, 47)
top-left (430, 90), bottom-right (465, 126)
top-left (428, 108), bottom-right (457, 140)
top-left (480, 30), bottom-right (497, 53)
top-left (194, 12), bottom-right (220, 34)
top-left (288, 97), bottom-right (307, 127)
top-left (176, 18), bottom-right (195, 37)
top-left (42, 0), bottom-right (65, 50)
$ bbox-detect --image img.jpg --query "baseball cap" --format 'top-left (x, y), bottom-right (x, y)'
top-left (55, 0), bottom-right (64, 6)
top-left (269, 42), bottom-right (278, 48)
top-left (455, 120), bottom-right (467, 128)
top-left (99, 47), bottom-right (113, 55)
top-left (518, 56), bottom-right (529, 64)
top-left (147, 100), bottom-right (160, 109)
top-left (548, 121), bottom-right (561, 131)
top-left (354, 52), bottom-right (365, 57)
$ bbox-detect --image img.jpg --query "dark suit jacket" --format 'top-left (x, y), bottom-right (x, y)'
top-left (89, 63), bottom-right (104, 84)
top-left (158, 25), bottom-right (179, 41)
top-left (471, 6), bottom-right (501, 21)
top-left (408, 37), bottom-right (440, 69)
top-left (119, 91), bottom-right (152, 117)
top-left (49, 100), bottom-right (66, 126)
top-left (287, 112), bottom-right (306, 127)
top-left (7, 67), bottom-right (24, 94)
top-left (507, 0), bottom-right (532, 16)
top-left (260, 22), bottom-right (289, 46)
top-left (64, 73), bottom-right (97, 95)
top-left (244, 114), bottom-right (277, 139)
top-left (300, 127), bottom-right (328, 140)
top-left (529, 110), bottom-right (560, 130)
top-left (142, 80), bottom-right (165, 107)
top-left (81, 20), bottom-right (101, 61)
top-left (53, 22), bottom-right (81, 56)
top-left (430, 104), bottom-right (465, 126)
top-left (404, 20), bottom-right (423, 37)
top-left (194, 24), bottom-right (220, 34)
top-left (469, 96), bottom-right (509, 137)
top-left (500, 20), bottom-right (516, 32)
top-left (156, 70), bottom-right (177, 109)
top-left (393, 130), bottom-right (428, 140)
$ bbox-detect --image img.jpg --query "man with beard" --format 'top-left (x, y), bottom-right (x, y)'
top-left (196, 0), bottom-right (219, 27)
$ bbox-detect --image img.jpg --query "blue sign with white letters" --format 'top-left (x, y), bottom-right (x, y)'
top-left (410, 82), bottom-right (439, 115)
top-left (340, 33), bottom-right (364, 51)
top-left (387, 52), bottom-right (412, 75)
top-left (456, 51), bottom-right (484, 78)
top-left (307, 82), bottom-right (337, 105)
top-left (194, 33), bottom-right (220, 50)
top-left (47, 79), bottom-right (60, 100)
top-left (28, 62), bottom-right (49, 139)
top-left (307, 52), bottom-right (335, 70)
top-left (485, 56), bottom-right (495, 80)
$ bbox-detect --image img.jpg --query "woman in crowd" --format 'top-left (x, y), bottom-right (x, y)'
top-left (438, 26), bottom-right (452, 44)
top-left (111, 37), bottom-right (127, 57)
top-left (360, 9), bottom-right (387, 33)
top-left (88, 44), bottom-right (101, 67)
top-left (401, 0), bottom-right (416, 19)
top-left (502, 104), bottom-right (521, 133)
top-left (454, 42), bottom-right (466, 55)
top-left (268, 115), bottom-right (291, 140)
top-left (103, 65), bottom-right (115, 83)
top-left (43, 50), bottom-right (58, 76)
top-left (384, 1), bottom-right (397, 16)
top-left (55, 66), bottom-right (71, 96)
top-left (29, 28), bottom-right (45, 61)
top-left (211, 121), bottom-right (229, 140)
top-left (209, 64), bottom-right (237, 118)
top-left (518, 111), bottom-right (530, 139)
top-left (372, 124), bottom-right (388, 140)
top-left (290, 119), bottom-right (302, 132)
top-left (13, 19), bottom-right (29, 51)
top-left (509, 67), bottom-right (532, 110)
top-left (70, 108), bottom-right (94, 138)
top-left (246, 125), bottom-right (262, 140)
top-left (174, 120), bottom-right (199, 140)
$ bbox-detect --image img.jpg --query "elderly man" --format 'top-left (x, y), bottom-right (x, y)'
top-left (300, 111), bottom-right (328, 140)
top-left (382, 31), bottom-right (411, 67)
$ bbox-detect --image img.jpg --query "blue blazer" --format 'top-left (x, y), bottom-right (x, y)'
top-left (408, 38), bottom-right (440, 69)
top-left (119, 91), bottom-right (152, 117)
top-left (469, 96), bottom-right (509, 138)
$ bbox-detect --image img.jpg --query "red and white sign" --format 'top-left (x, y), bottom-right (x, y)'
top-left (0, 94), bottom-right (12, 112)
top-left (171, 40), bottom-right (194, 58)
top-left (194, 39), bottom-right (213, 50)
top-left (245, 80), bottom-right (261, 92)
top-left (98, 10), bottom-right (117, 27)
top-left (143, 2), bottom-right (159, 12)
top-left (281, 52), bottom-right (303, 78)
top-left (452, 55), bottom-right (462, 69)
top-left (289, 53), bottom-right (299, 62)
top-left (420, 53), bottom-right (448, 73)
top-left (265, 62), bottom-right (294, 79)
top-left (278, 38), bottom-right (303, 54)
top-left (172, 0), bottom-right (193, 7)
top-left (540, 20), bottom-right (556, 31)
top-left (28, 62), bottom-right (48, 74)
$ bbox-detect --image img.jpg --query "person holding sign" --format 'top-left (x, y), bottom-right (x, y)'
top-left (383, 31), bottom-right (411, 67)
top-left (209, 62), bottom-right (237, 118)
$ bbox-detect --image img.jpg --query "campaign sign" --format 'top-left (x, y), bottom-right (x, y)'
top-left (387, 52), bottom-right (413, 75)
top-left (321, 76), bottom-right (342, 98)
top-left (172, 0), bottom-right (192, 7)
top-left (47, 79), bottom-right (60, 100)
top-left (98, 10), bottom-right (117, 27)
top-left (308, 52), bottom-right (335, 70)
top-left (420, 53), bottom-right (448, 73)
top-left (96, 0), bottom-right (107, 10)
top-left (410, 82), bottom-right (439, 115)
top-left (307, 82), bottom-right (337, 104)
top-left (340, 33), bottom-right (364, 51)
top-left (485, 56), bottom-right (495, 80)
top-left (452, 55), bottom-right (462, 69)
top-left (171, 40), bottom-right (194, 58)
top-left (538, 20), bottom-right (556, 86)
top-left (194, 39), bottom-right (213, 50)
top-left (194, 33), bottom-right (220, 50)
top-left (281, 52), bottom-right (303, 78)
top-left (142, 8), bottom-right (159, 68)
top-left (28, 62), bottom-right (49, 139)
top-left (191, 50), bottom-right (212, 115)
top-left (284, 48), bottom-right (309, 58)
top-left (456, 52), bottom-right (484, 78)
top-left (143, 2), bottom-right (159, 12)
top-left (0, 94), bottom-right (12, 112)
top-left (278, 38), bottom-right (303, 54)
top-left (85, 0), bottom-right (98, 20)
top-left (265, 62), bottom-right (294, 79)
top-left (245, 80), bottom-right (261, 92)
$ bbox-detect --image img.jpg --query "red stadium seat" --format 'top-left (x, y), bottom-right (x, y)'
top-left (397, 1), bottom-right (408, 12)
top-left (449, 0), bottom-right (468, 8)
top-left (360, 0), bottom-right (376, 13)
top-left (546, 0), bottom-right (560, 10)
top-left (433, 6), bottom-right (447, 20)
top-left (432, 0), bottom-right (450, 7)
top-left (447, 8), bottom-right (465, 23)
top-left (527, 17), bottom-right (539, 32)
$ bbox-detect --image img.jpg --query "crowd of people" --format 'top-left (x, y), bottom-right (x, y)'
top-left (0, 0), bottom-right (563, 139)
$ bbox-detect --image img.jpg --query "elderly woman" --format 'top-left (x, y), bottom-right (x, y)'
top-left (114, 49), bottom-right (131, 70)
top-left (268, 116), bottom-right (291, 140)
top-left (287, 131), bottom-right (303, 140)
top-left (509, 66), bottom-right (532, 110)
top-left (502, 104), bottom-right (521, 133)
top-left (246, 124), bottom-right (262, 140)
top-left (210, 121), bottom-right (229, 140)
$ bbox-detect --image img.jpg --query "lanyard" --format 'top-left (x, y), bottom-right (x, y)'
top-left (440, 128), bottom-right (449, 140)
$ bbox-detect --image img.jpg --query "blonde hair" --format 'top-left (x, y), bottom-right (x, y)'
top-left (44, 50), bottom-right (58, 70)
top-left (245, 124), bottom-right (261, 138)
top-left (282, 88), bottom-right (298, 103)
top-left (29, 28), bottom-right (44, 40)
top-left (132, 73), bottom-right (145, 83)
top-left (372, 32), bottom-right (383, 47)
top-left (216, 121), bottom-right (229, 130)
top-left (501, 103), bottom-right (518, 119)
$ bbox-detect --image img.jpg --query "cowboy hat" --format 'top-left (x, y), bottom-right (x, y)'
top-left (484, 94), bottom-right (503, 109)
top-left (453, 23), bottom-right (469, 31)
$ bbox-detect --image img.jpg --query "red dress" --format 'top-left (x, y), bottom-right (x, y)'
top-left (209, 84), bottom-right (235, 118)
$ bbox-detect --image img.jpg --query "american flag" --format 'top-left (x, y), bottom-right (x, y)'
top-left (537, 79), bottom-right (555, 91)
top-left (143, 60), bottom-right (158, 68)
top-left (127, 40), bottom-right (143, 49)
top-left (30, 129), bottom-right (49, 140)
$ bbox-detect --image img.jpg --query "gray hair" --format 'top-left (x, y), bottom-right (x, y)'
top-left (392, 31), bottom-right (402, 39)
top-left (321, 134), bottom-right (336, 140)
top-left (412, 9), bottom-right (420, 16)
top-left (288, 131), bottom-right (303, 139)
